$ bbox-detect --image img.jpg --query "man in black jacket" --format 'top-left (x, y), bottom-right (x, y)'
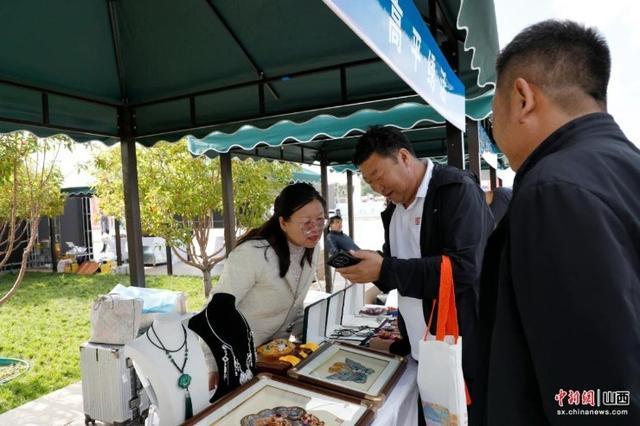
top-left (485, 187), bottom-right (512, 227)
top-left (475, 20), bottom-right (640, 425)
top-left (337, 126), bottom-right (494, 402)
top-left (326, 215), bottom-right (359, 256)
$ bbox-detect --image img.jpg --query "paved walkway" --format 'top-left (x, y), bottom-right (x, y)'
top-left (0, 382), bottom-right (95, 426)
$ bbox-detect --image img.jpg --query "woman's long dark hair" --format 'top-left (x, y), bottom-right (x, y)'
top-left (235, 182), bottom-right (326, 277)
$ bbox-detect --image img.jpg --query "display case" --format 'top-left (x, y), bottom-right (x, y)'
top-left (183, 373), bottom-right (374, 425)
top-left (342, 284), bottom-right (387, 328)
top-left (328, 285), bottom-right (390, 345)
top-left (302, 296), bottom-right (329, 345)
top-left (303, 285), bottom-right (393, 347)
top-left (288, 341), bottom-right (406, 406)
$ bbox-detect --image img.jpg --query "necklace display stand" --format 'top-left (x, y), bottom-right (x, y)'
top-left (125, 313), bottom-right (209, 426)
top-left (188, 292), bottom-right (256, 403)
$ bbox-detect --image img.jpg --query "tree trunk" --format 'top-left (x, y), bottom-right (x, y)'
top-left (0, 217), bottom-right (40, 307)
top-left (202, 269), bottom-right (213, 299)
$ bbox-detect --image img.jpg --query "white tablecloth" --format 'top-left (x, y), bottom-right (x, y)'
top-left (372, 357), bottom-right (419, 426)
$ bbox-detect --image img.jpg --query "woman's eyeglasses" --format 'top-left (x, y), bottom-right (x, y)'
top-left (290, 217), bottom-right (328, 234)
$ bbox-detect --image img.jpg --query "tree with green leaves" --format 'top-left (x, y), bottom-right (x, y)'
top-left (0, 133), bottom-right (67, 307)
top-left (90, 140), bottom-right (295, 296)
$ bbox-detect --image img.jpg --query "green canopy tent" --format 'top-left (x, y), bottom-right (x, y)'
top-left (187, 90), bottom-right (494, 164)
top-left (292, 169), bottom-right (321, 185)
top-left (187, 90), bottom-right (497, 290)
top-left (0, 0), bottom-right (498, 286)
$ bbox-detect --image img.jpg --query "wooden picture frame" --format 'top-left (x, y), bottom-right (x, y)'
top-left (184, 373), bottom-right (374, 425)
top-left (288, 341), bottom-right (406, 405)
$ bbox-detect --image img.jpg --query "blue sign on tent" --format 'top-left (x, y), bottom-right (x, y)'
top-left (323, 0), bottom-right (466, 130)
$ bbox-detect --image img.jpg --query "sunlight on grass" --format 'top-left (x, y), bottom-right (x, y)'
top-left (0, 272), bottom-right (208, 413)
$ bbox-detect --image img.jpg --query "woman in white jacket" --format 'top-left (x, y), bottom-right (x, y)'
top-left (212, 182), bottom-right (327, 346)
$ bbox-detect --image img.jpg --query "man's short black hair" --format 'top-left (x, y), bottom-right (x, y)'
top-left (329, 215), bottom-right (342, 226)
top-left (353, 125), bottom-right (415, 166)
top-left (496, 20), bottom-right (610, 109)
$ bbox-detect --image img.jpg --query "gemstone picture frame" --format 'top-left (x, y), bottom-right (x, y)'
top-left (183, 373), bottom-right (374, 425)
top-left (287, 341), bottom-right (406, 405)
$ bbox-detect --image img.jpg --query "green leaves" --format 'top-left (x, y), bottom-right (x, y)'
top-left (90, 145), bottom-right (125, 219)
top-left (0, 133), bottom-right (67, 220)
top-left (0, 133), bottom-right (68, 306)
top-left (89, 140), bottom-right (295, 287)
top-left (233, 159), bottom-right (295, 230)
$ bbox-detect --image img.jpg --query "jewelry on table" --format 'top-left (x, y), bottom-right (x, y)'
top-left (146, 323), bottom-right (193, 420)
top-left (205, 308), bottom-right (255, 385)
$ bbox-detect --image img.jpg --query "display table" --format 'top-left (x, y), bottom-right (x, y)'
top-left (256, 349), bottom-right (418, 425)
top-left (372, 357), bottom-right (419, 426)
top-left (187, 358), bottom-right (418, 426)
top-left (187, 285), bottom-right (417, 425)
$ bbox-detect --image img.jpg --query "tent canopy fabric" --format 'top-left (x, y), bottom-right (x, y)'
top-left (331, 122), bottom-right (508, 173)
top-left (61, 186), bottom-right (95, 197)
top-left (445, 0), bottom-right (499, 95)
top-left (188, 90), bottom-right (493, 165)
top-left (0, 0), bottom-right (498, 146)
top-left (291, 168), bottom-right (321, 184)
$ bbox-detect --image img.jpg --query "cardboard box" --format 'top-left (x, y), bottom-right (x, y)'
top-left (99, 261), bottom-right (115, 274)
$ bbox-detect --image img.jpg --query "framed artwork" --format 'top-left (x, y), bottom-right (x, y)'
top-left (288, 342), bottom-right (406, 404)
top-left (184, 374), bottom-right (374, 426)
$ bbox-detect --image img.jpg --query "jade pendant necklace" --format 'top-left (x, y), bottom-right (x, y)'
top-left (146, 323), bottom-right (193, 420)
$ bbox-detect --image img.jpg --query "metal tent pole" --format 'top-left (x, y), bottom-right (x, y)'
top-left (446, 123), bottom-right (465, 169)
top-left (467, 118), bottom-right (481, 179)
top-left (115, 219), bottom-right (122, 266)
top-left (346, 170), bottom-right (355, 239)
top-left (321, 157), bottom-right (332, 293)
top-left (220, 153), bottom-right (236, 255)
top-left (48, 217), bottom-right (56, 272)
top-left (490, 167), bottom-right (498, 190)
top-left (119, 107), bottom-right (145, 286)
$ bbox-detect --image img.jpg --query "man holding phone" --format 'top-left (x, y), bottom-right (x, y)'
top-left (336, 126), bottom-right (493, 405)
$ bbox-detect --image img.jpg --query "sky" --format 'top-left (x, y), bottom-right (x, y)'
top-left (493, 0), bottom-right (640, 146)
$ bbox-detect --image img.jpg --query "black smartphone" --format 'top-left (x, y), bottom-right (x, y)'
top-left (327, 250), bottom-right (361, 268)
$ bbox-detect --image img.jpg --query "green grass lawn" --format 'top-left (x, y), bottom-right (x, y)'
top-left (0, 272), bottom-right (208, 414)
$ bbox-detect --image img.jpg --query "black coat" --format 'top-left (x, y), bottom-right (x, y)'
top-left (326, 230), bottom-right (359, 256)
top-left (489, 187), bottom-right (512, 226)
top-left (474, 113), bottom-right (640, 425)
top-left (374, 163), bottom-right (494, 388)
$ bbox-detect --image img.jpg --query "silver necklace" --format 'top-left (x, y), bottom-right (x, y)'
top-left (204, 308), bottom-right (255, 385)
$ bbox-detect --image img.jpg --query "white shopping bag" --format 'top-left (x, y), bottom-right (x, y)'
top-left (90, 293), bottom-right (143, 345)
top-left (418, 256), bottom-right (469, 426)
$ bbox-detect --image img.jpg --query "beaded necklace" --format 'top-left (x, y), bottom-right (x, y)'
top-left (146, 323), bottom-right (193, 420)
